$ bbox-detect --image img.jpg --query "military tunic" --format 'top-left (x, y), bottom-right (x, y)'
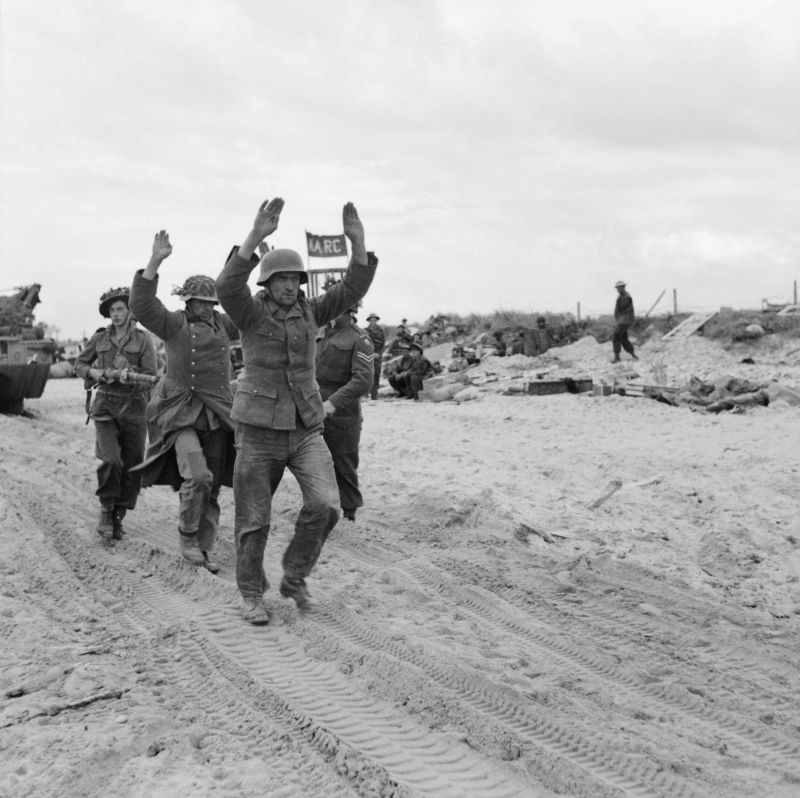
top-left (129, 270), bottom-right (238, 549)
top-left (316, 319), bottom-right (374, 513)
top-left (75, 324), bottom-right (157, 511)
top-left (215, 251), bottom-right (376, 598)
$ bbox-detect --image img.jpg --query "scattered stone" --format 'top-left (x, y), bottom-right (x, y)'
top-left (146, 740), bottom-right (165, 757)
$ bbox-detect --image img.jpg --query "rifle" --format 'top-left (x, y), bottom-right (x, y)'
top-left (84, 368), bottom-right (157, 424)
top-left (97, 368), bottom-right (158, 385)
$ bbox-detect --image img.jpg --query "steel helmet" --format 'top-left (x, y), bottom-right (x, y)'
top-left (257, 248), bottom-right (308, 286)
top-left (99, 286), bottom-right (130, 318)
top-left (171, 275), bottom-right (218, 303)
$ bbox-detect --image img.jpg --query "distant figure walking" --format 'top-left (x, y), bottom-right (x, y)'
top-left (612, 280), bottom-right (638, 362)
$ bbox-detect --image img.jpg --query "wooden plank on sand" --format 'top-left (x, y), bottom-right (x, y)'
top-left (662, 311), bottom-right (716, 340)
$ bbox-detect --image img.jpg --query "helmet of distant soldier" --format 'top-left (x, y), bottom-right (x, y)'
top-left (256, 248), bottom-right (308, 286)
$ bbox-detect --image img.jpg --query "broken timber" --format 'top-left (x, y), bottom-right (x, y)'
top-left (619, 382), bottom-right (680, 399)
top-left (662, 311), bottom-right (716, 340)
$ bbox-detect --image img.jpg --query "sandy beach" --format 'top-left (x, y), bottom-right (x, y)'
top-left (1, 334), bottom-right (799, 798)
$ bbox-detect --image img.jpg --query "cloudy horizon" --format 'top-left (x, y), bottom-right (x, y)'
top-left (2, 0), bottom-right (799, 340)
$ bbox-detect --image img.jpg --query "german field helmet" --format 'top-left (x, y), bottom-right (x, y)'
top-left (171, 275), bottom-right (218, 303)
top-left (256, 248), bottom-right (308, 286)
top-left (99, 286), bottom-right (130, 318)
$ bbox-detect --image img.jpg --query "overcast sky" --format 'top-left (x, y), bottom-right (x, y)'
top-left (2, 0), bottom-right (799, 339)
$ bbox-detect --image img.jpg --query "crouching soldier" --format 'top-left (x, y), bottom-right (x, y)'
top-left (315, 306), bottom-right (374, 522)
top-left (129, 230), bottom-right (238, 572)
top-left (76, 287), bottom-right (158, 539)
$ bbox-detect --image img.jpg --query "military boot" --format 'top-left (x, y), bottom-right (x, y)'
top-left (112, 508), bottom-right (126, 540)
top-left (241, 596), bottom-right (271, 625)
top-left (202, 550), bottom-right (221, 574)
top-left (97, 504), bottom-right (114, 537)
top-left (279, 576), bottom-right (311, 612)
top-left (178, 532), bottom-right (206, 566)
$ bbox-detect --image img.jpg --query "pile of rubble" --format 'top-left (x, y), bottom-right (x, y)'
top-left (417, 334), bottom-right (800, 409)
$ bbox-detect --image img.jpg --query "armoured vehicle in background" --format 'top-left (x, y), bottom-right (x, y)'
top-left (0, 284), bottom-right (56, 414)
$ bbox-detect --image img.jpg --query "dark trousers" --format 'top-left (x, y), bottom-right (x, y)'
top-left (613, 323), bottom-right (635, 357)
top-left (388, 373), bottom-right (407, 397)
top-left (233, 422), bottom-right (339, 598)
top-left (370, 358), bottom-right (382, 399)
top-left (94, 407), bottom-right (147, 511)
top-left (323, 414), bottom-right (363, 512)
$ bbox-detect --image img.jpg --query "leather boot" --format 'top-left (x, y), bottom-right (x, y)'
top-left (241, 596), bottom-right (271, 625)
top-left (112, 508), bottom-right (126, 540)
top-left (279, 576), bottom-right (311, 612)
top-left (202, 550), bottom-right (220, 574)
top-left (97, 505), bottom-right (114, 537)
top-left (179, 532), bottom-right (205, 565)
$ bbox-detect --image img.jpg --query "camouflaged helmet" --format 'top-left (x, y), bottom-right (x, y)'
top-left (99, 286), bottom-right (130, 318)
top-left (256, 248), bottom-right (308, 286)
top-left (171, 275), bottom-right (218, 303)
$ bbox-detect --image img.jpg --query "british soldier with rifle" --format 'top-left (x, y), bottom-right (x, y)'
top-left (75, 287), bottom-right (158, 539)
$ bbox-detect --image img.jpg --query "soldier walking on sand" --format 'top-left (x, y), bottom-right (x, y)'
top-left (129, 231), bottom-right (239, 573)
top-left (215, 197), bottom-right (377, 625)
top-left (365, 313), bottom-right (385, 399)
top-left (316, 306), bottom-right (374, 522)
top-left (75, 287), bottom-right (157, 540)
top-left (612, 280), bottom-right (638, 363)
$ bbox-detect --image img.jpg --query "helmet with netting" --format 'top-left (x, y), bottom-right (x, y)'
top-left (99, 286), bottom-right (130, 318)
top-left (171, 275), bottom-right (218, 303)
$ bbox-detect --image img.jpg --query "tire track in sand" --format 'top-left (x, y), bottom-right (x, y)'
top-left (10, 484), bottom-right (540, 798)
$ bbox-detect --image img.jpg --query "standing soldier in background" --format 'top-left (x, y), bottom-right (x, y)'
top-left (529, 316), bottom-right (551, 356)
top-left (130, 231), bottom-right (239, 573)
top-left (76, 287), bottom-right (157, 540)
top-left (365, 312), bottom-right (384, 399)
top-left (612, 280), bottom-right (638, 363)
top-left (316, 307), bottom-right (374, 522)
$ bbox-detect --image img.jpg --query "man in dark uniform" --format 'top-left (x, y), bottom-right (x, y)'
top-left (391, 342), bottom-right (432, 400)
top-left (75, 287), bottom-right (158, 539)
top-left (387, 348), bottom-right (414, 397)
top-left (315, 307), bottom-right (374, 522)
top-left (130, 230), bottom-right (239, 573)
top-left (365, 312), bottom-right (385, 399)
top-left (612, 280), bottom-right (638, 362)
top-left (528, 316), bottom-right (551, 356)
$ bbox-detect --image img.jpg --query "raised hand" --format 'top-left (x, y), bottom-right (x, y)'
top-left (342, 202), bottom-right (364, 244)
top-left (252, 197), bottom-right (284, 241)
top-left (152, 230), bottom-right (173, 263)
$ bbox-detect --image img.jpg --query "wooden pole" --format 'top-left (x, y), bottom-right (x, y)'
top-left (642, 289), bottom-right (666, 321)
top-left (794, 280), bottom-right (797, 305)
top-left (577, 302), bottom-right (581, 322)
top-left (673, 289), bottom-right (677, 315)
